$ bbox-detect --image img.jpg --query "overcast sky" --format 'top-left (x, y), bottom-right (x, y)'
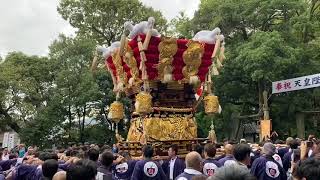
top-left (0, 0), bottom-right (200, 57)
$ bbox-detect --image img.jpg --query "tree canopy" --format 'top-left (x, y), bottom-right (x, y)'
top-left (58, 0), bottom-right (167, 45)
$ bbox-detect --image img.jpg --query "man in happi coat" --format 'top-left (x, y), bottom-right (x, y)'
top-left (0, 158), bottom-right (17, 172)
top-left (202, 143), bottom-right (221, 176)
top-left (162, 144), bottom-right (185, 180)
top-left (113, 152), bottom-right (137, 180)
top-left (282, 139), bottom-right (299, 172)
top-left (13, 162), bottom-right (43, 180)
top-left (218, 144), bottom-right (236, 167)
top-left (175, 151), bottom-right (206, 180)
top-left (13, 152), bottom-right (59, 180)
top-left (250, 143), bottom-right (287, 180)
top-left (277, 137), bottom-right (293, 159)
top-left (96, 151), bottom-right (115, 180)
top-left (131, 145), bottom-right (166, 180)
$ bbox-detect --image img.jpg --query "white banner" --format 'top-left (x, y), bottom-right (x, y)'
top-left (8, 133), bottom-right (15, 150)
top-left (2, 132), bottom-right (9, 148)
top-left (272, 73), bottom-right (320, 94)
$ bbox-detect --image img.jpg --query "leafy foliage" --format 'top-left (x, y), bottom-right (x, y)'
top-left (58, 0), bottom-right (167, 45)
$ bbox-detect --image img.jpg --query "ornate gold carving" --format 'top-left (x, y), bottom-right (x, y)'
top-left (112, 50), bottom-right (128, 90)
top-left (108, 101), bottom-right (124, 123)
top-left (135, 92), bottom-right (153, 114)
top-left (127, 116), bottom-right (197, 142)
top-left (182, 41), bottom-right (204, 82)
top-left (124, 45), bottom-right (142, 87)
top-left (158, 37), bottom-right (178, 83)
top-left (116, 132), bottom-right (124, 143)
top-left (127, 118), bottom-right (144, 142)
top-left (203, 95), bottom-right (219, 114)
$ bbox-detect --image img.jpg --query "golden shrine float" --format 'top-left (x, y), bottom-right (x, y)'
top-left (96, 17), bottom-right (226, 157)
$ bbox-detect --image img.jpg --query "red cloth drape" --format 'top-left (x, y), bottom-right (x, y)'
top-left (105, 34), bottom-right (215, 83)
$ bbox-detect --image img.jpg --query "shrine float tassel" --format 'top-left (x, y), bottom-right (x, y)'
top-left (108, 101), bottom-right (124, 123)
top-left (135, 35), bottom-right (153, 115)
top-left (203, 95), bottom-right (220, 114)
top-left (135, 92), bottom-right (153, 114)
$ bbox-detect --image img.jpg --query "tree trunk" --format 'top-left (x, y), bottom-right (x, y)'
top-left (81, 104), bottom-right (86, 143)
top-left (68, 105), bottom-right (72, 141)
top-left (258, 81), bottom-right (263, 117)
top-left (296, 112), bottom-right (305, 139)
top-left (77, 109), bottom-right (82, 142)
top-left (0, 104), bottom-right (21, 133)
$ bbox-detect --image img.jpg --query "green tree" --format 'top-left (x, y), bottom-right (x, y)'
top-left (170, 0), bottom-right (320, 139)
top-left (58, 0), bottom-right (167, 45)
top-left (0, 52), bottom-right (54, 133)
top-left (168, 12), bottom-right (193, 38)
top-left (49, 35), bottom-right (102, 143)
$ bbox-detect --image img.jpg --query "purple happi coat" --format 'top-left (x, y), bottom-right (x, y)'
top-left (0, 159), bottom-right (17, 171)
top-left (13, 164), bottom-right (42, 180)
top-left (218, 155), bottom-right (236, 166)
top-left (277, 147), bottom-right (289, 159)
top-left (282, 151), bottom-right (293, 172)
top-left (130, 159), bottom-right (166, 180)
top-left (202, 158), bottom-right (221, 176)
top-left (250, 155), bottom-right (287, 180)
top-left (114, 160), bottom-right (137, 180)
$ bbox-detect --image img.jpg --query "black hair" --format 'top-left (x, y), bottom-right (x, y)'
top-left (39, 152), bottom-right (58, 161)
top-left (66, 159), bottom-right (97, 180)
top-left (290, 139), bottom-right (300, 149)
top-left (204, 144), bottom-right (216, 158)
top-left (142, 145), bottom-right (154, 158)
top-left (65, 150), bottom-right (78, 157)
top-left (169, 144), bottom-right (179, 154)
top-left (42, 159), bottom-right (58, 178)
top-left (194, 144), bottom-right (204, 156)
top-left (100, 151), bottom-right (114, 167)
top-left (233, 144), bottom-right (251, 162)
top-left (9, 154), bottom-right (17, 159)
top-left (87, 148), bottom-right (99, 162)
top-left (100, 145), bottom-right (111, 154)
top-left (295, 158), bottom-right (320, 180)
top-left (34, 151), bottom-right (40, 158)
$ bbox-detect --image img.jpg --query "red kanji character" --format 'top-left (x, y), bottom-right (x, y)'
top-left (284, 82), bottom-right (291, 89)
top-left (276, 83), bottom-right (282, 91)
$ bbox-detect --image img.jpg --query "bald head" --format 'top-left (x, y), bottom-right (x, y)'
top-left (225, 144), bottom-right (233, 155)
top-left (53, 171), bottom-right (66, 180)
top-left (185, 151), bottom-right (202, 172)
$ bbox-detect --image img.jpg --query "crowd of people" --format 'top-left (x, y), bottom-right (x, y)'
top-left (0, 136), bottom-right (320, 180)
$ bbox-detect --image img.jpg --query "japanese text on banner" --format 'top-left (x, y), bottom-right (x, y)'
top-left (272, 74), bottom-right (320, 94)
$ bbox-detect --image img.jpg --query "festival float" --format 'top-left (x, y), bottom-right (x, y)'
top-left (94, 17), bottom-right (226, 157)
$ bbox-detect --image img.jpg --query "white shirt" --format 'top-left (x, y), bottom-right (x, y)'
top-left (308, 149), bottom-right (313, 157)
top-left (169, 156), bottom-right (177, 180)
